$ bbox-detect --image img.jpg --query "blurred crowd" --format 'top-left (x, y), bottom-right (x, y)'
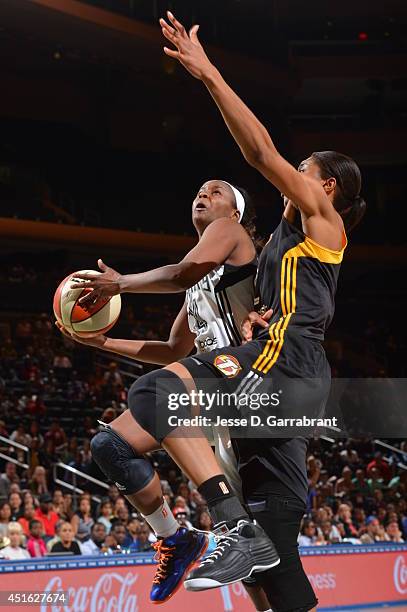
top-left (0, 304), bottom-right (406, 560)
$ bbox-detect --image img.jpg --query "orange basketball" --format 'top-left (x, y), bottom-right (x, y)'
top-left (53, 271), bottom-right (121, 338)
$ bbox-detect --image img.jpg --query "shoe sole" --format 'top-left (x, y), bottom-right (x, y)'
top-left (151, 535), bottom-right (209, 604)
top-left (184, 558), bottom-right (281, 592)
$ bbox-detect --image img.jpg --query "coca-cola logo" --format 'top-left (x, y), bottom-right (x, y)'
top-left (394, 555), bottom-right (407, 595)
top-left (41, 572), bottom-right (139, 612)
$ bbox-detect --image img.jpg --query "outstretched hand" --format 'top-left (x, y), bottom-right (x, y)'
top-left (160, 11), bottom-right (213, 80)
top-left (70, 259), bottom-right (122, 308)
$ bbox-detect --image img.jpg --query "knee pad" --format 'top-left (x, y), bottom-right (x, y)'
top-left (90, 426), bottom-right (154, 495)
top-left (127, 369), bottom-right (191, 442)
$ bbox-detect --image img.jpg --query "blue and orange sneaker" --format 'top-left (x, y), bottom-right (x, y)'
top-left (150, 527), bottom-right (208, 604)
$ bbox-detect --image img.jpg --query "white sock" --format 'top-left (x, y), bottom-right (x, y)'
top-left (142, 499), bottom-right (179, 539)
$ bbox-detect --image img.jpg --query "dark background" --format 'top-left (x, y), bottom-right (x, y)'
top-left (0, 0), bottom-right (406, 372)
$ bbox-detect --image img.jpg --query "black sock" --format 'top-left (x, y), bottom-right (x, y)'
top-left (198, 475), bottom-right (249, 528)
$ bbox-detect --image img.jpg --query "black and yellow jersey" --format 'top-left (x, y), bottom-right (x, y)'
top-left (255, 215), bottom-right (347, 345)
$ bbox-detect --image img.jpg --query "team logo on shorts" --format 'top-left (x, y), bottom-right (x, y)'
top-left (213, 354), bottom-right (242, 378)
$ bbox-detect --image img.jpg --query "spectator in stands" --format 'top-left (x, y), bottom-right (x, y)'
top-left (100, 407), bottom-right (116, 424)
top-left (44, 420), bottom-right (67, 453)
top-left (26, 519), bottom-right (47, 557)
top-left (298, 519), bottom-right (321, 546)
top-left (0, 522), bottom-right (29, 560)
top-left (34, 493), bottom-right (59, 539)
top-left (113, 496), bottom-right (127, 517)
top-left (386, 521), bottom-right (404, 543)
top-left (319, 520), bottom-right (341, 544)
top-left (51, 490), bottom-right (65, 517)
top-left (128, 520), bottom-right (153, 553)
top-left (50, 522), bottom-right (81, 556)
top-left (115, 505), bottom-right (130, 526)
top-left (0, 462), bottom-right (20, 500)
top-left (107, 484), bottom-right (120, 506)
top-left (29, 466), bottom-right (49, 496)
top-left (61, 438), bottom-right (78, 466)
top-left (71, 495), bottom-right (94, 543)
top-left (80, 522), bottom-right (108, 555)
top-left (22, 491), bottom-right (36, 508)
top-left (367, 467), bottom-right (385, 492)
top-left (335, 466), bottom-right (354, 498)
top-left (9, 423), bottom-right (30, 448)
top-left (28, 422), bottom-right (44, 448)
top-left (8, 492), bottom-right (23, 520)
top-left (109, 523), bottom-right (128, 552)
top-left (53, 352), bottom-right (72, 370)
top-left (367, 452), bottom-right (392, 483)
top-left (96, 498), bottom-right (113, 534)
top-left (360, 517), bottom-right (388, 544)
top-left (195, 509), bottom-right (213, 531)
top-left (173, 508), bottom-right (193, 530)
top-left (62, 493), bottom-right (74, 521)
top-left (103, 362), bottom-right (123, 389)
top-left (352, 468), bottom-right (371, 497)
top-left (0, 501), bottom-right (11, 536)
top-left (46, 520), bottom-right (64, 552)
top-left (18, 502), bottom-right (36, 537)
top-left (0, 420), bottom-right (8, 437)
top-left (336, 504), bottom-right (359, 539)
top-left (340, 442), bottom-right (360, 467)
top-left (353, 508), bottom-right (367, 534)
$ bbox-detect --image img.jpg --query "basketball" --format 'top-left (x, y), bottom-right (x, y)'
top-left (53, 270), bottom-right (121, 337)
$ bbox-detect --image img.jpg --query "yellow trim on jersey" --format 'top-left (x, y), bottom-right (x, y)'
top-left (284, 231), bottom-right (347, 264)
top-left (252, 230), bottom-right (346, 373)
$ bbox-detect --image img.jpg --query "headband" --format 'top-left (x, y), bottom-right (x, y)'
top-left (222, 181), bottom-right (246, 223)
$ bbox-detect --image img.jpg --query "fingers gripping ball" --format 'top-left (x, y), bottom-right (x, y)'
top-left (53, 271), bottom-right (121, 338)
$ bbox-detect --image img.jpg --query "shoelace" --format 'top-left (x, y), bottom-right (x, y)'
top-left (152, 540), bottom-right (176, 583)
top-left (199, 525), bottom-right (239, 566)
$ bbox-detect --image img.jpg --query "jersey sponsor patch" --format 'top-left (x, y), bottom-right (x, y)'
top-left (213, 354), bottom-right (242, 378)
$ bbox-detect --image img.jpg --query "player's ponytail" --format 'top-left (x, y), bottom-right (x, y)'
top-left (233, 185), bottom-right (265, 252)
top-left (311, 151), bottom-right (367, 233)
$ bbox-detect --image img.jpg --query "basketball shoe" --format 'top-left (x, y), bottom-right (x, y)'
top-left (184, 520), bottom-right (280, 591)
top-left (150, 527), bottom-right (208, 604)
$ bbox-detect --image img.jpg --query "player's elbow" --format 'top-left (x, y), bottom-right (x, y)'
top-left (244, 146), bottom-right (278, 173)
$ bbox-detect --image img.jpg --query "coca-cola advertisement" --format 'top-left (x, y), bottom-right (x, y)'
top-left (2, 548), bottom-right (406, 611)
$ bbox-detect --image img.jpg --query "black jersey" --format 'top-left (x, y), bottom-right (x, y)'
top-left (255, 216), bottom-right (347, 342)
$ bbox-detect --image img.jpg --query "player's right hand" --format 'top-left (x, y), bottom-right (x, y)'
top-left (55, 321), bottom-right (107, 348)
top-left (241, 309), bottom-right (273, 343)
top-left (160, 12), bottom-right (213, 81)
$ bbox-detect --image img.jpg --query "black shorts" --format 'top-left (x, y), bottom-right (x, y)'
top-left (245, 470), bottom-right (318, 612)
top-left (179, 329), bottom-right (331, 430)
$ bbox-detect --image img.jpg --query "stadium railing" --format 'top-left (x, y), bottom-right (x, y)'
top-left (0, 435), bottom-right (30, 470)
top-left (52, 462), bottom-right (109, 504)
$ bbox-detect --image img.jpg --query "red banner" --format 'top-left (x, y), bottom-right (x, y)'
top-left (2, 548), bottom-right (406, 611)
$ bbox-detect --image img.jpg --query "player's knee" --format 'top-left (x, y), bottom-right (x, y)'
top-left (90, 427), bottom-right (154, 494)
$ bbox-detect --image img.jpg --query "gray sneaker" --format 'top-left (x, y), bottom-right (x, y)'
top-left (184, 520), bottom-right (280, 591)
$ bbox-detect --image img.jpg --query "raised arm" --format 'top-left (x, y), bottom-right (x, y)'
top-left (72, 217), bottom-right (244, 306)
top-left (56, 302), bottom-right (195, 366)
top-left (160, 12), bottom-right (335, 222)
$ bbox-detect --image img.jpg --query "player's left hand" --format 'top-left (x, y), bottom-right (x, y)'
top-left (71, 259), bottom-right (122, 308)
top-left (160, 11), bottom-right (213, 80)
top-left (241, 309), bottom-right (273, 343)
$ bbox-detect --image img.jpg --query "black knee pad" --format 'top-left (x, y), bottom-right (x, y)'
top-left (90, 426), bottom-right (154, 495)
top-left (127, 369), bottom-right (191, 442)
